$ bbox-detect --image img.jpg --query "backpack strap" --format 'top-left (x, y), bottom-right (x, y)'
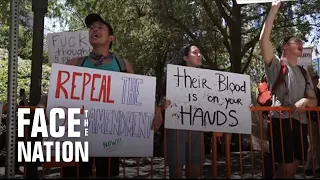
top-left (75, 54), bottom-right (127, 72)
top-left (76, 56), bottom-right (87, 67)
top-left (271, 60), bottom-right (288, 93)
top-left (298, 65), bottom-right (309, 92)
top-left (115, 55), bottom-right (127, 72)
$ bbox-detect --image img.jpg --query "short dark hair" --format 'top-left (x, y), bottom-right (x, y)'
top-left (178, 44), bottom-right (197, 66)
top-left (182, 43), bottom-right (197, 57)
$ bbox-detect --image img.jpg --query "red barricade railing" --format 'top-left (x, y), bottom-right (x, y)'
top-left (1, 105), bottom-right (320, 179)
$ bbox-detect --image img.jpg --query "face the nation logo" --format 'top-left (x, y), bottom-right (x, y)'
top-left (17, 107), bottom-right (89, 163)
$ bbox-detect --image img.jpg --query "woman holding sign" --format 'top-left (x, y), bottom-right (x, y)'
top-left (154, 44), bottom-right (205, 179)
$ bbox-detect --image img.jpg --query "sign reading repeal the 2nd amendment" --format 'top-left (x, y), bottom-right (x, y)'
top-left (47, 31), bottom-right (92, 64)
top-left (164, 64), bottom-right (252, 134)
top-left (45, 63), bottom-right (156, 157)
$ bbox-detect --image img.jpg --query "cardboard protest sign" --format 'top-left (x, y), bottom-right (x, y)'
top-left (45, 63), bottom-right (156, 157)
top-left (46, 31), bottom-right (92, 64)
top-left (297, 47), bottom-right (313, 69)
top-left (164, 64), bottom-right (252, 134)
top-left (236, 0), bottom-right (295, 4)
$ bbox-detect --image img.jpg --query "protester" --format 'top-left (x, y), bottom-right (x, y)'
top-left (259, 0), bottom-right (317, 178)
top-left (37, 13), bottom-right (165, 178)
top-left (153, 44), bottom-right (205, 179)
top-left (306, 69), bottom-right (320, 174)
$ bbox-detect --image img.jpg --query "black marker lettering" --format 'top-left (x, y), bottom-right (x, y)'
top-left (216, 73), bottom-right (246, 94)
top-left (69, 36), bottom-right (76, 47)
top-left (193, 108), bottom-right (203, 126)
top-left (202, 78), bottom-right (211, 90)
top-left (173, 67), bottom-right (211, 89)
top-left (188, 93), bottom-right (198, 102)
top-left (79, 32), bottom-right (88, 46)
top-left (207, 95), bottom-right (220, 104)
top-left (193, 94), bottom-right (198, 101)
top-left (204, 111), bottom-right (215, 125)
top-left (180, 105), bottom-right (192, 125)
top-left (60, 36), bottom-right (67, 47)
top-left (179, 106), bottom-right (238, 128)
top-left (225, 98), bottom-right (243, 109)
top-left (216, 111), bottom-right (227, 126)
top-left (229, 110), bottom-right (238, 127)
top-left (52, 34), bottom-right (60, 48)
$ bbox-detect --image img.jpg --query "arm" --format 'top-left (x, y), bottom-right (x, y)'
top-left (259, 1), bottom-right (281, 65)
top-left (152, 97), bottom-right (172, 131)
top-left (152, 105), bottom-right (163, 131)
top-left (304, 90), bottom-right (317, 107)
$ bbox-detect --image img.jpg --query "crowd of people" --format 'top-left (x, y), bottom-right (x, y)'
top-left (8, 0), bottom-right (320, 179)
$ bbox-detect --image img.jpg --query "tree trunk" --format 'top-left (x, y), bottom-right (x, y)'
top-left (154, 49), bottom-right (167, 157)
top-left (229, 3), bottom-right (242, 73)
top-left (229, 3), bottom-right (244, 149)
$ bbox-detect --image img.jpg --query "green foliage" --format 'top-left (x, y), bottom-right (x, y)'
top-left (63, 0), bottom-right (319, 76)
top-left (0, 49), bottom-right (51, 103)
top-left (0, 25), bottom-right (33, 60)
top-left (0, 0), bottom-right (65, 61)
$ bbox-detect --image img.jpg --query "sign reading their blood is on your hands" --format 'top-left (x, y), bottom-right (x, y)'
top-left (165, 64), bottom-right (252, 134)
top-left (45, 63), bottom-right (156, 157)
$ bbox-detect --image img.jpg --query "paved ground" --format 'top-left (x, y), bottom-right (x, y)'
top-left (0, 151), bottom-right (318, 179)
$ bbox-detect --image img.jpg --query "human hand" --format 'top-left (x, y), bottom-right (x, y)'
top-left (152, 98), bottom-right (172, 131)
top-left (152, 107), bottom-right (163, 131)
top-left (162, 99), bottom-right (171, 109)
top-left (292, 98), bottom-right (307, 113)
top-left (271, 0), bottom-right (281, 11)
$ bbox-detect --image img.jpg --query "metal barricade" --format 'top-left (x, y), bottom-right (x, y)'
top-left (1, 105), bottom-right (320, 179)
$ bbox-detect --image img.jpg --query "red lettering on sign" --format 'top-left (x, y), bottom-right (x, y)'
top-left (55, 70), bottom-right (114, 103)
top-left (55, 71), bottom-right (70, 99)
top-left (82, 73), bottom-right (91, 100)
top-left (90, 74), bottom-right (100, 102)
top-left (106, 76), bottom-right (114, 103)
top-left (80, 105), bottom-right (85, 114)
top-left (71, 72), bottom-right (82, 100)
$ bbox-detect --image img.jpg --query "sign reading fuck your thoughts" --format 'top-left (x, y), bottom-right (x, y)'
top-left (47, 31), bottom-right (92, 64)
